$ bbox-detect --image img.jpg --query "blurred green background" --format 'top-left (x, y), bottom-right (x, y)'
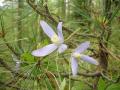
top-left (0, 0), bottom-right (120, 90)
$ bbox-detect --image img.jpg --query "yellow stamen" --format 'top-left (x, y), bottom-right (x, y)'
top-left (73, 52), bottom-right (81, 59)
top-left (51, 34), bottom-right (60, 45)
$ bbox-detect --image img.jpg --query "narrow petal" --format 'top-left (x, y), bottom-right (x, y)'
top-left (80, 55), bottom-right (99, 65)
top-left (71, 56), bottom-right (78, 76)
top-left (32, 44), bottom-right (58, 57)
top-left (74, 41), bottom-right (90, 53)
top-left (40, 20), bottom-right (56, 38)
top-left (57, 22), bottom-right (64, 42)
top-left (58, 44), bottom-right (67, 53)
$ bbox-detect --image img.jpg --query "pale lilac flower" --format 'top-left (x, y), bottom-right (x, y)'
top-left (71, 41), bottom-right (99, 76)
top-left (32, 20), bottom-right (67, 57)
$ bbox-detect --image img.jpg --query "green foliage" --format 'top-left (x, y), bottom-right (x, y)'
top-left (60, 78), bottom-right (66, 90)
top-left (21, 52), bottom-right (35, 63)
top-left (71, 81), bottom-right (91, 90)
top-left (0, 0), bottom-right (120, 90)
top-left (98, 78), bottom-right (106, 90)
top-left (107, 83), bottom-right (120, 90)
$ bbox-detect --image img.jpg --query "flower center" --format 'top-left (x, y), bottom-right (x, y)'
top-left (51, 34), bottom-right (61, 45)
top-left (73, 52), bottom-right (81, 59)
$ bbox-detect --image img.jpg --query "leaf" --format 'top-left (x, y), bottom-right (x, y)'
top-left (106, 83), bottom-right (120, 90)
top-left (71, 81), bottom-right (90, 90)
top-left (60, 78), bottom-right (66, 90)
top-left (98, 78), bottom-right (106, 90)
top-left (44, 77), bottom-right (54, 90)
top-left (21, 52), bottom-right (35, 63)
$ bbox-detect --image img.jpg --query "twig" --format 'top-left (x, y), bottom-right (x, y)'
top-left (0, 81), bottom-right (20, 89)
top-left (57, 71), bottom-right (101, 78)
top-left (26, 0), bottom-right (98, 38)
top-left (93, 76), bottom-right (100, 90)
top-left (101, 72), bottom-right (120, 83)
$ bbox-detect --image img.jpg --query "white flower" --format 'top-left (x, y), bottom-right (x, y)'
top-left (71, 41), bottom-right (99, 76)
top-left (32, 21), bottom-right (67, 57)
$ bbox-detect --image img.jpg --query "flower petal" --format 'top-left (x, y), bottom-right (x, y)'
top-left (32, 44), bottom-right (58, 57)
top-left (58, 44), bottom-right (67, 53)
top-left (71, 56), bottom-right (78, 76)
top-left (40, 20), bottom-right (56, 38)
top-left (57, 22), bottom-right (64, 42)
top-left (74, 41), bottom-right (90, 53)
top-left (80, 55), bottom-right (99, 65)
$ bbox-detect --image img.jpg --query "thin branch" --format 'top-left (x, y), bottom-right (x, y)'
top-left (58, 71), bottom-right (101, 78)
top-left (0, 81), bottom-right (20, 89)
top-left (101, 72), bottom-right (120, 83)
top-left (93, 76), bottom-right (100, 90)
top-left (26, 0), bottom-right (98, 38)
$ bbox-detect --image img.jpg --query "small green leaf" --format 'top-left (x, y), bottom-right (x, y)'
top-left (107, 83), bottom-right (120, 90)
top-left (60, 78), bottom-right (66, 90)
top-left (98, 78), bottom-right (106, 90)
top-left (21, 52), bottom-right (35, 63)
